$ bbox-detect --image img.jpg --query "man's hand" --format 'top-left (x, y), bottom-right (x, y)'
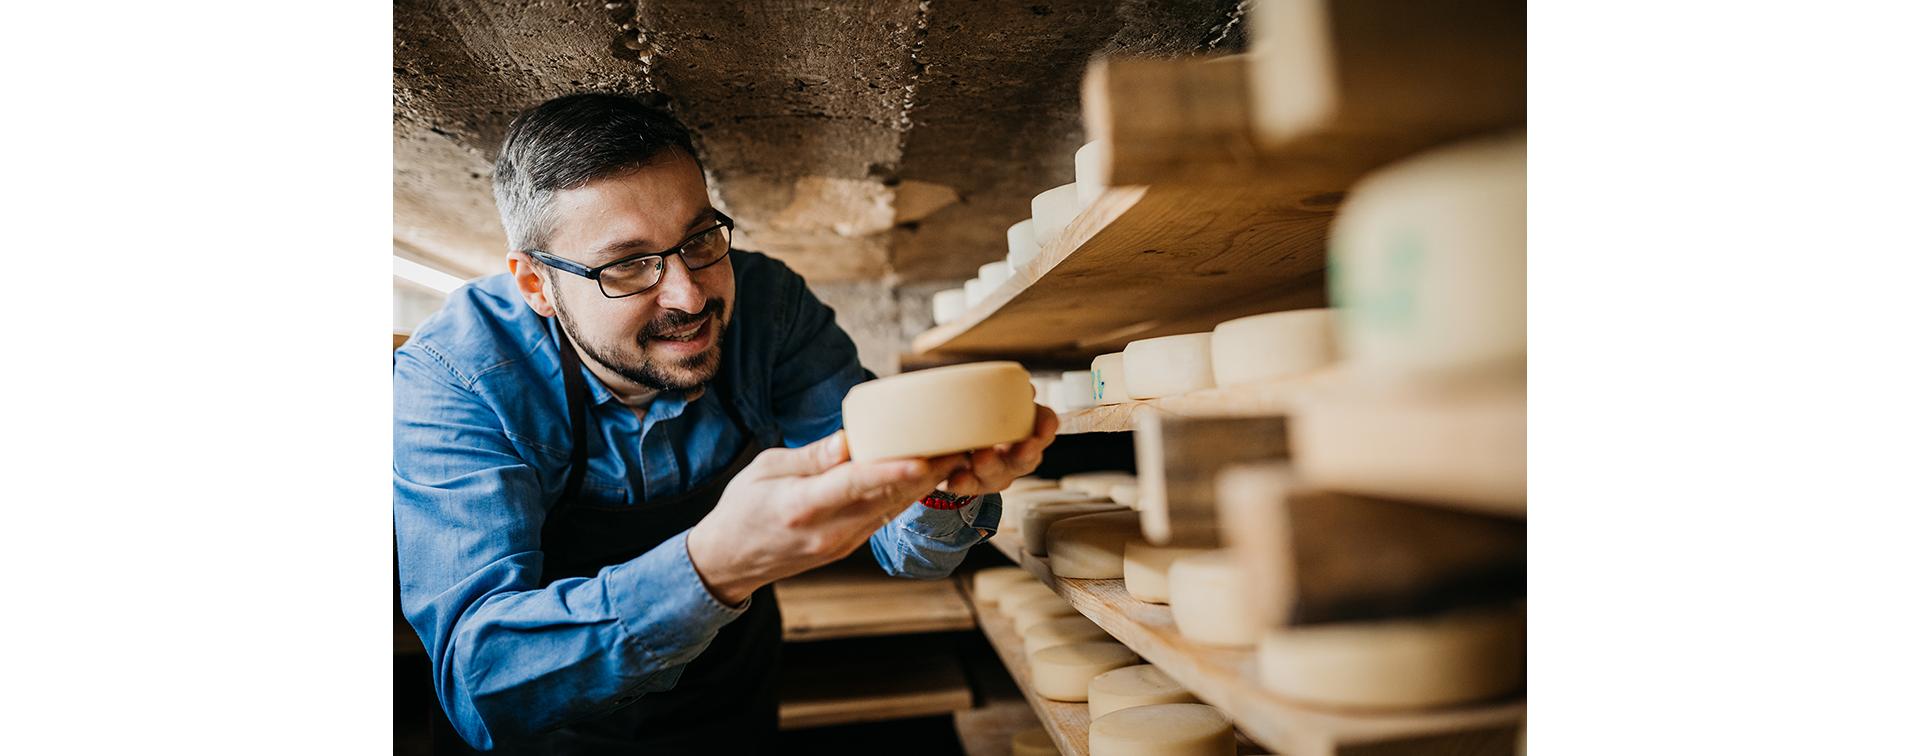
top-left (938, 402), bottom-right (1059, 498)
top-left (686, 431), bottom-right (966, 606)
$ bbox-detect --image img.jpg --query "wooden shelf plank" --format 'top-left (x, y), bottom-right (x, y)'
top-left (775, 559), bottom-right (975, 642)
top-left (1056, 372), bottom-right (1333, 435)
top-left (910, 185), bottom-right (1331, 362)
top-left (777, 640), bottom-right (974, 730)
top-left (957, 574), bottom-right (1094, 756)
top-left (985, 526), bottom-right (1522, 756)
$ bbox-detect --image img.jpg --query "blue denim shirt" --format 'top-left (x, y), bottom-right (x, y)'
top-left (394, 250), bottom-right (1000, 749)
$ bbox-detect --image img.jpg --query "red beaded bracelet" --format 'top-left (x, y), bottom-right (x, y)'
top-left (918, 490), bottom-right (975, 510)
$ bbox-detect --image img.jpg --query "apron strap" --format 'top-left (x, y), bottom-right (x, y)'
top-left (554, 323), bottom-right (592, 508)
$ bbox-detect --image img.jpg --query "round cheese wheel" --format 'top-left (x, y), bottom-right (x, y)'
top-left (972, 566), bottom-right (1035, 607)
top-left (1168, 552), bottom-right (1261, 647)
top-left (1088, 703), bottom-right (1233, 756)
top-left (931, 288), bottom-right (967, 326)
top-left (1121, 540), bottom-right (1211, 604)
top-left (1209, 309), bottom-right (1335, 386)
top-left (1122, 333), bottom-right (1215, 399)
top-left (1010, 594), bottom-right (1080, 634)
top-left (1055, 370), bottom-right (1095, 410)
top-left (1031, 183), bottom-right (1080, 248)
top-left (1075, 140), bottom-right (1110, 210)
top-left (1023, 615), bottom-right (1112, 656)
top-left (1059, 471), bottom-right (1136, 498)
top-left (1007, 477), bottom-right (1059, 492)
top-left (1023, 501), bottom-right (1127, 556)
top-left (996, 583), bottom-right (1057, 615)
top-left (1013, 727), bottom-right (1060, 756)
top-left (1045, 511), bottom-right (1141, 579)
top-left (1256, 605), bottom-right (1525, 709)
top-left (979, 260), bottom-right (1013, 290)
top-left (1031, 376), bottom-right (1058, 410)
top-left (1090, 352), bottom-right (1130, 405)
top-left (842, 362), bottom-right (1034, 461)
top-left (1031, 641), bottom-right (1139, 702)
top-left (1007, 219), bottom-right (1042, 269)
top-left (1331, 132), bottom-right (1526, 387)
top-left (963, 277), bottom-right (989, 307)
top-left (1108, 482), bottom-right (1139, 509)
top-left (1088, 664), bottom-right (1198, 719)
top-left (1003, 488), bottom-right (1107, 533)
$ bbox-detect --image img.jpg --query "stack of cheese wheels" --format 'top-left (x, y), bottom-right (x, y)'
top-left (1330, 132), bottom-right (1527, 388)
top-left (1168, 552), bottom-right (1262, 647)
top-left (1053, 370), bottom-right (1096, 410)
top-left (1002, 488), bottom-right (1107, 534)
top-left (1122, 540), bottom-right (1211, 604)
top-left (842, 362), bottom-right (1034, 461)
top-left (1045, 511), bottom-right (1141, 579)
top-left (1075, 140), bottom-right (1109, 210)
top-left (1031, 641), bottom-right (1139, 701)
top-left (1089, 703), bottom-right (1234, 756)
top-left (1010, 593), bottom-right (1080, 633)
top-left (1090, 352), bottom-right (1130, 405)
top-left (1023, 615), bottom-right (1112, 656)
top-left (1108, 482), bottom-right (1139, 509)
top-left (1031, 183), bottom-right (1080, 247)
top-left (971, 566), bottom-right (1035, 607)
top-left (1059, 471), bottom-right (1136, 498)
top-left (996, 583), bottom-right (1056, 616)
top-left (1209, 308), bottom-right (1336, 386)
top-left (1122, 333), bottom-right (1215, 399)
top-left (1256, 604), bottom-right (1525, 709)
top-left (1012, 727), bottom-right (1059, 756)
top-left (978, 260), bottom-right (1012, 290)
top-left (1007, 219), bottom-right (1041, 268)
top-left (1088, 664), bottom-right (1198, 719)
top-left (931, 288), bottom-right (967, 325)
top-left (1023, 501), bottom-right (1127, 556)
top-left (963, 277), bottom-right (988, 307)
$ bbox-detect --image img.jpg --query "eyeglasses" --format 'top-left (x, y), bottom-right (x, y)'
top-left (526, 212), bottom-right (735, 299)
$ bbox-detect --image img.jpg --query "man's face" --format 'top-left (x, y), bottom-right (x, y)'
top-left (531, 150), bottom-right (735, 392)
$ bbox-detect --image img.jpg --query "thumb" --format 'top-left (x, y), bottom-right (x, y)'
top-left (752, 430), bottom-right (850, 478)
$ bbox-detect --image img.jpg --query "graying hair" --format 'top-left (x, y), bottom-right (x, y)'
top-left (491, 93), bottom-right (701, 253)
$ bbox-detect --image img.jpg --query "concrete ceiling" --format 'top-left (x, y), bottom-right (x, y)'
top-left (395, 0), bottom-right (1247, 284)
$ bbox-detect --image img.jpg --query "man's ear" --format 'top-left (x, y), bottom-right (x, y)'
top-left (507, 251), bottom-right (556, 318)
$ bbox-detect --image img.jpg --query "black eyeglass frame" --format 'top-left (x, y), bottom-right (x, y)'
top-left (525, 211), bottom-right (736, 299)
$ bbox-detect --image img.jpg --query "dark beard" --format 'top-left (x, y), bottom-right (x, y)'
top-left (553, 293), bottom-right (727, 392)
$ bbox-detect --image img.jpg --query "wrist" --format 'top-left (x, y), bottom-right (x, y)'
top-left (685, 523), bottom-right (758, 607)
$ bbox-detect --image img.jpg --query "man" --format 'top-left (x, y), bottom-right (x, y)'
top-left (394, 93), bottom-right (1058, 753)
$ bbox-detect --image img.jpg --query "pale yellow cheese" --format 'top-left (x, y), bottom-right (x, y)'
top-left (1045, 511), bottom-right (1141, 579)
top-left (1121, 540), bottom-right (1211, 605)
top-left (1007, 219), bottom-right (1042, 269)
top-left (931, 288), bottom-right (967, 325)
top-left (1055, 370), bottom-right (1095, 410)
top-left (1208, 308), bottom-right (1335, 386)
top-left (1003, 489), bottom-right (1108, 536)
top-left (1168, 552), bottom-right (1261, 647)
top-left (842, 362), bottom-right (1034, 461)
top-left (1059, 471), bottom-right (1136, 498)
top-left (1023, 501), bottom-right (1127, 556)
top-left (1031, 183), bottom-right (1080, 247)
top-left (1007, 477), bottom-right (1059, 491)
top-left (1011, 594), bottom-right (1080, 634)
top-left (1121, 333), bottom-right (1215, 399)
top-left (1075, 140), bottom-right (1110, 210)
top-left (1090, 352), bottom-right (1130, 405)
top-left (971, 566), bottom-right (1035, 607)
top-left (1088, 664), bottom-right (1198, 719)
top-left (1088, 703), bottom-right (1233, 756)
top-left (995, 583), bottom-right (1058, 617)
top-left (1012, 727), bottom-right (1059, 756)
top-left (1108, 482), bottom-right (1139, 509)
top-left (1023, 615), bottom-right (1112, 657)
top-left (1256, 604), bottom-right (1525, 709)
top-left (1031, 641), bottom-right (1139, 702)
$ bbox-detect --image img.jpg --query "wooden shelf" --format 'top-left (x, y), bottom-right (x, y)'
top-left (984, 528), bottom-right (1522, 756)
top-left (1055, 372), bottom-right (1333, 435)
top-left (910, 185), bottom-right (1331, 363)
top-left (777, 639), bottom-right (974, 730)
top-left (774, 559), bottom-right (975, 642)
top-left (958, 574), bottom-right (1095, 756)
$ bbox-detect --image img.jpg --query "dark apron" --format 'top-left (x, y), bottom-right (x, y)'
top-left (433, 325), bottom-right (781, 755)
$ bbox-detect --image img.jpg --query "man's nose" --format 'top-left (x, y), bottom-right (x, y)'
top-left (652, 254), bottom-right (707, 313)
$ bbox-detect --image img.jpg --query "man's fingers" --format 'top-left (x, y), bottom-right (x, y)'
top-left (753, 431), bottom-right (850, 479)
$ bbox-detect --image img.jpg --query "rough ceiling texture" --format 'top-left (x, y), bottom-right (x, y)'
top-left (395, 0), bottom-right (1247, 284)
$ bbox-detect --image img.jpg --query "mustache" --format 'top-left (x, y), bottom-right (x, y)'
top-left (643, 299), bottom-right (724, 338)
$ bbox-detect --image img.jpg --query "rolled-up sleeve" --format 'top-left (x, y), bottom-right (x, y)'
top-left (394, 347), bottom-right (744, 750)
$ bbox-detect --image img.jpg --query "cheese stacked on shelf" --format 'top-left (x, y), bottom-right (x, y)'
top-left (978, 260), bottom-right (1012, 291)
top-left (841, 362), bottom-right (1034, 461)
top-left (1089, 352), bottom-right (1129, 406)
top-left (931, 288), bottom-right (967, 326)
top-left (1031, 641), bottom-right (1139, 702)
top-left (1059, 471), bottom-right (1135, 498)
top-left (1256, 604), bottom-right (1525, 709)
top-left (1088, 664), bottom-right (1197, 719)
top-left (1023, 501), bottom-right (1127, 556)
top-left (1208, 308), bottom-right (1336, 386)
top-left (1002, 488), bottom-right (1107, 534)
top-left (1121, 540), bottom-right (1211, 604)
top-left (1007, 218), bottom-right (1041, 268)
top-left (971, 566), bottom-right (1035, 607)
top-left (996, 583), bottom-right (1059, 619)
top-left (1052, 370), bottom-right (1095, 410)
top-left (1009, 593), bottom-right (1080, 633)
top-left (1075, 140), bottom-right (1109, 210)
top-left (1023, 615), bottom-right (1113, 656)
top-left (963, 276), bottom-right (989, 307)
top-left (1045, 511), bottom-right (1141, 579)
top-left (1167, 552), bottom-right (1262, 647)
top-left (1121, 333), bottom-right (1215, 399)
top-left (1031, 183), bottom-right (1080, 247)
top-left (1088, 703), bottom-right (1234, 756)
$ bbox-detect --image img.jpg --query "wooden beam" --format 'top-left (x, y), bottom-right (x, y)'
top-left (1134, 411), bottom-right (1292, 547)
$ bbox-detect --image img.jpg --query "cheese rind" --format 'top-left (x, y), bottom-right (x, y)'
top-left (1256, 605), bottom-right (1526, 709)
top-left (842, 362), bottom-right (1035, 461)
top-left (1088, 703), bottom-right (1234, 756)
top-left (1090, 352), bottom-right (1130, 405)
top-left (1075, 140), bottom-right (1110, 210)
top-left (1122, 333), bottom-right (1215, 399)
top-left (1122, 540), bottom-right (1211, 604)
top-left (978, 260), bottom-right (1012, 290)
top-left (1031, 641), bottom-right (1140, 702)
top-left (1009, 594), bottom-right (1080, 634)
top-left (931, 288), bottom-right (967, 325)
top-left (1168, 552), bottom-right (1262, 647)
top-left (1088, 665), bottom-right (1197, 719)
top-left (1055, 370), bottom-right (1095, 410)
top-left (1003, 489), bottom-right (1108, 534)
top-left (1007, 219), bottom-right (1042, 268)
top-left (1023, 501), bottom-right (1127, 556)
top-left (995, 583), bottom-right (1057, 615)
top-left (1031, 183), bottom-right (1080, 247)
top-left (963, 277), bottom-right (989, 307)
top-left (1023, 615), bottom-right (1112, 657)
top-left (1209, 309), bottom-right (1335, 386)
top-left (972, 566), bottom-right (1035, 607)
top-left (1045, 511), bottom-right (1141, 579)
